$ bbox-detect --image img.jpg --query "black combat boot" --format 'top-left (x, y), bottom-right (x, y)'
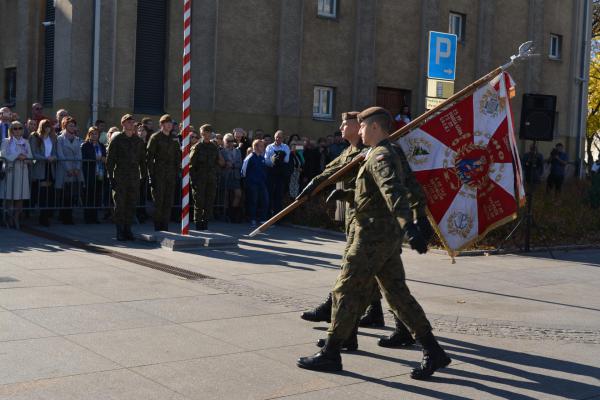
top-left (317, 322), bottom-right (358, 351)
top-left (201, 218), bottom-right (209, 230)
top-left (411, 332), bottom-right (451, 380)
top-left (301, 293), bottom-right (332, 323)
top-left (359, 299), bottom-right (385, 327)
top-left (297, 337), bottom-right (342, 372)
top-left (116, 225), bottom-right (126, 241)
top-left (124, 225), bottom-right (134, 241)
top-left (378, 314), bottom-right (416, 348)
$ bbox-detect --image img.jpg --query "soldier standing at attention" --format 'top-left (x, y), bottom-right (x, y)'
top-left (190, 124), bottom-right (224, 230)
top-left (297, 107), bottom-right (450, 380)
top-left (146, 114), bottom-right (181, 231)
top-left (106, 114), bottom-right (146, 241)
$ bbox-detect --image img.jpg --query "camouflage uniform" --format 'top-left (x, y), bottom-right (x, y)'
top-left (106, 132), bottom-right (147, 225)
top-left (327, 139), bottom-right (432, 342)
top-left (146, 131), bottom-right (181, 227)
top-left (190, 141), bottom-right (220, 222)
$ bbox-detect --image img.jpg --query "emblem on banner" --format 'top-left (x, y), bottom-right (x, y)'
top-left (454, 144), bottom-right (491, 189)
top-left (479, 89), bottom-right (505, 118)
top-left (406, 137), bottom-right (432, 165)
top-left (447, 211), bottom-right (473, 238)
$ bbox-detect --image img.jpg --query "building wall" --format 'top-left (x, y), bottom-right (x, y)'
top-left (0, 0), bottom-right (588, 162)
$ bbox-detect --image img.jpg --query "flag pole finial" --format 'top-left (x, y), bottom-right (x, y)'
top-left (502, 41), bottom-right (539, 70)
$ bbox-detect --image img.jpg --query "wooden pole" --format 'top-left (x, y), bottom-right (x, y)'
top-left (248, 66), bottom-right (503, 238)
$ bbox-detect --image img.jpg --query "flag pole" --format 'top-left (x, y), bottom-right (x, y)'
top-left (181, 0), bottom-right (192, 235)
top-left (248, 41), bottom-right (536, 238)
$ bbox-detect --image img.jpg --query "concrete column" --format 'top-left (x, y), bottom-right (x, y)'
top-left (416, 0), bottom-right (439, 115)
top-left (352, 0), bottom-right (377, 110)
top-left (525, 0), bottom-right (544, 93)
top-left (98, 0), bottom-right (117, 112)
top-left (191, 0), bottom-right (218, 112)
top-left (475, 0), bottom-right (496, 77)
top-left (112, 0), bottom-right (138, 111)
top-left (276, 0), bottom-right (303, 117)
top-left (15, 0), bottom-right (40, 117)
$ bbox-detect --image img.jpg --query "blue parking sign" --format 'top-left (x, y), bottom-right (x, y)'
top-left (428, 31), bottom-right (457, 81)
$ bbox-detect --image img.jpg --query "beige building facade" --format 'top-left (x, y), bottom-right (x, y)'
top-left (0, 0), bottom-right (592, 161)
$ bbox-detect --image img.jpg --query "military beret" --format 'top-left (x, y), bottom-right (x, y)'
top-left (120, 114), bottom-right (135, 124)
top-left (357, 107), bottom-right (393, 123)
top-left (141, 117), bottom-right (153, 124)
top-left (200, 124), bottom-right (213, 132)
top-left (342, 111), bottom-right (359, 121)
top-left (159, 114), bottom-right (172, 123)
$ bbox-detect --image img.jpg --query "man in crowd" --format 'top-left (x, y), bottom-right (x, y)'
top-left (0, 107), bottom-right (12, 141)
top-left (264, 130), bottom-right (290, 216)
top-left (106, 114), bottom-right (147, 241)
top-left (297, 107), bottom-right (450, 380)
top-left (146, 114), bottom-right (181, 231)
top-left (234, 127), bottom-right (250, 156)
top-left (522, 143), bottom-right (544, 186)
top-left (546, 142), bottom-right (568, 195)
top-left (31, 102), bottom-right (50, 125)
top-left (327, 131), bottom-right (347, 161)
top-left (190, 124), bottom-right (223, 230)
top-left (55, 109), bottom-right (69, 133)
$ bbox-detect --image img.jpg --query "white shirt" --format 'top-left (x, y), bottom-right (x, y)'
top-left (264, 143), bottom-right (290, 167)
top-left (43, 136), bottom-right (52, 158)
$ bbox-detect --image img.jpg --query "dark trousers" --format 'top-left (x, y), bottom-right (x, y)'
top-left (245, 182), bottom-right (269, 222)
top-left (57, 182), bottom-right (79, 222)
top-left (32, 180), bottom-right (55, 223)
top-left (268, 170), bottom-right (286, 216)
top-left (84, 178), bottom-right (108, 222)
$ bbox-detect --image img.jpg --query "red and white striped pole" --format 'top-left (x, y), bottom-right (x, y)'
top-left (181, 0), bottom-right (192, 235)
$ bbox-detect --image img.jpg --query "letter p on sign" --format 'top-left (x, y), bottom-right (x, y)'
top-left (428, 31), bottom-right (457, 81)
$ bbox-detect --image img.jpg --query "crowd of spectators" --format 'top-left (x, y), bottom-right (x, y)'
top-left (0, 103), bottom-right (350, 230)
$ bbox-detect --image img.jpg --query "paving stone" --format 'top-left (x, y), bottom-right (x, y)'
top-left (0, 311), bottom-right (55, 342)
top-left (0, 286), bottom-right (109, 310)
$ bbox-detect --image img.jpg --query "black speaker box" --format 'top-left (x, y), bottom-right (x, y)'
top-left (519, 94), bottom-right (557, 141)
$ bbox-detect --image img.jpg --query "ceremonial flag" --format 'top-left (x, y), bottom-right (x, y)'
top-left (398, 72), bottom-right (524, 256)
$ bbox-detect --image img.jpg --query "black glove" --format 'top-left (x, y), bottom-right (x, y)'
top-left (416, 216), bottom-right (435, 244)
top-left (325, 188), bottom-right (354, 204)
top-left (405, 223), bottom-right (428, 254)
top-left (296, 179), bottom-right (319, 200)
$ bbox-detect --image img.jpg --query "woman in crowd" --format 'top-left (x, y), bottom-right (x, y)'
top-left (220, 133), bottom-right (243, 222)
top-left (288, 138), bottom-right (304, 198)
top-left (29, 119), bottom-right (57, 226)
top-left (0, 121), bottom-right (33, 228)
top-left (241, 139), bottom-right (268, 227)
top-left (56, 117), bottom-right (83, 224)
top-left (81, 126), bottom-right (107, 224)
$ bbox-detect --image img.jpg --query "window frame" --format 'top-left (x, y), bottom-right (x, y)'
top-left (4, 67), bottom-right (16, 107)
top-left (313, 86), bottom-right (335, 120)
top-left (449, 11), bottom-right (466, 42)
top-left (549, 33), bottom-right (562, 60)
top-left (317, 0), bottom-right (338, 19)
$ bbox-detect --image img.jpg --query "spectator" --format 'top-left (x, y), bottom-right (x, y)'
top-left (546, 142), bottom-right (568, 195)
top-left (0, 107), bottom-right (12, 141)
top-left (592, 157), bottom-right (600, 175)
top-left (317, 137), bottom-right (329, 172)
top-left (0, 121), bottom-right (33, 229)
top-left (327, 131), bottom-right (347, 161)
top-left (54, 109), bottom-right (69, 133)
top-left (287, 134), bottom-right (301, 146)
top-left (288, 138), bottom-right (304, 198)
top-left (394, 104), bottom-right (411, 129)
top-left (81, 126), bottom-right (107, 224)
top-left (25, 119), bottom-right (37, 139)
top-left (141, 117), bottom-right (154, 139)
top-left (263, 134), bottom-right (272, 146)
top-left (106, 126), bottom-right (119, 144)
top-left (254, 129), bottom-right (265, 140)
top-left (221, 133), bottom-right (243, 222)
top-left (326, 134), bottom-right (334, 146)
top-left (189, 129), bottom-right (200, 147)
top-left (55, 117), bottom-right (84, 224)
top-left (136, 122), bottom-right (149, 143)
top-left (301, 137), bottom-right (320, 189)
top-left (215, 133), bottom-right (224, 148)
top-left (233, 127), bottom-right (250, 156)
top-left (31, 103), bottom-right (49, 125)
top-left (241, 139), bottom-right (269, 227)
top-left (264, 130), bottom-right (290, 216)
top-left (29, 119), bottom-right (57, 226)
top-left (96, 119), bottom-right (108, 145)
top-left (134, 121), bottom-right (150, 223)
top-left (522, 143), bottom-right (544, 185)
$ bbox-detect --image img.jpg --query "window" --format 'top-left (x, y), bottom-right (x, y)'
top-left (42, 0), bottom-right (55, 107)
top-left (313, 86), bottom-right (334, 119)
top-left (4, 68), bottom-right (16, 106)
top-left (134, 0), bottom-right (167, 114)
top-left (449, 12), bottom-right (465, 42)
top-left (549, 34), bottom-right (562, 59)
top-left (318, 0), bottom-right (337, 19)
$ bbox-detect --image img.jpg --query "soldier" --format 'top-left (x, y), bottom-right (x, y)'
top-left (106, 114), bottom-right (147, 241)
top-left (146, 114), bottom-right (181, 231)
top-left (190, 124), bottom-right (224, 230)
top-left (297, 107), bottom-right (450, 380)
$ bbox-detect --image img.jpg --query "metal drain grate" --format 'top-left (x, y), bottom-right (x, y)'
top-left (21, 227), bottom-right (212, 280)
top-left (0, 277), bottom-right (20, 283)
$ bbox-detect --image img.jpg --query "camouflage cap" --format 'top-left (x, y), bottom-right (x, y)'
top-left (342, 111), bottom-right (360, 121)
top-left (159, 114), bottom-right (172, 123)
top-left (357, 107), bottom-right (392, 123)
top-left (199, 123), bottom-right (213, 132)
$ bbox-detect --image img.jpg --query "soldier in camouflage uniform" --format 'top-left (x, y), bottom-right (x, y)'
top-left (297, 107), bottom-right (450, 380)
top-left (106, 114), bottom-right (147, 241)
top-left (190, 124), bottom-right (224, 230)
top-left (146, 114), bottom-right (181, 232)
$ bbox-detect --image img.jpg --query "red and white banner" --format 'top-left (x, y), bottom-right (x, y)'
top-left (398, 72), bottom-right (524, 256)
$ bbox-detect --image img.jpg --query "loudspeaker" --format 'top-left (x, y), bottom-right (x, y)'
top-left (519, 94), bottom-right (557, 141)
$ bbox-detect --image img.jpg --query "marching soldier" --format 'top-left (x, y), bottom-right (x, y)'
top-left (146, 114), bottom-right (181, 231)
top-left (297, 107), bottom-right (450, 380)
top-left (190, 124), bottom-right (224, 230)
top-left (106, 114), bottom-right (147, 241)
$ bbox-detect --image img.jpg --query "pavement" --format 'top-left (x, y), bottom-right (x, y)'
top-left (0, 220), bottom-right (599, 399)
